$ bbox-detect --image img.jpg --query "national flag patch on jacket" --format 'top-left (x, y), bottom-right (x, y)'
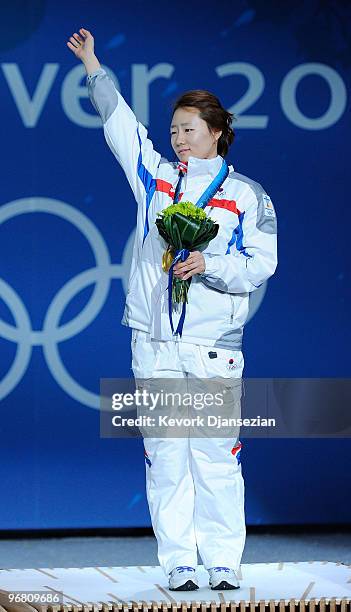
top-left (231, 441), bottom-right (242, 465)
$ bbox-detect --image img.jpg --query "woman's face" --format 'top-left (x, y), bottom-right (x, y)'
top-left (170, 107), bottom-right (222, 162)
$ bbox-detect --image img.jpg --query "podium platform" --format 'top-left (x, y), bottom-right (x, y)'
top-left (0, 562), bottom-right (350, 611)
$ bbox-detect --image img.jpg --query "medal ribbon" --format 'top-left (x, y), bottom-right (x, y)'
top-left (168, 248), bottom-right (190, 336)
top-left (168, 158), bottom-right (229, 336)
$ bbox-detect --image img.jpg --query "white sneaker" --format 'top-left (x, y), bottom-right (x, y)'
top-left (208, 566), bottom-right (240, 590)
top-left (168, 566), bottom-right (199, 591)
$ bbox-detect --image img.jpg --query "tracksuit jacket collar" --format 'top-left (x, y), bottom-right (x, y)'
top-left (188, 154), bottom-right (223, 179)
top-left (177, 155), bottom-right (233, 184)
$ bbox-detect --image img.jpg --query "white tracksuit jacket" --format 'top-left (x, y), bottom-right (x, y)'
top-left (87, 68), bottom-right (277, 350)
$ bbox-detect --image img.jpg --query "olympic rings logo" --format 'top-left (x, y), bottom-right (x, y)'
top-left (0, 197), bottom-right (266, 410)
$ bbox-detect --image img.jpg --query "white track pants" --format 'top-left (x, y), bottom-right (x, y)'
top-left (131, 329), bottom-right (246, 577)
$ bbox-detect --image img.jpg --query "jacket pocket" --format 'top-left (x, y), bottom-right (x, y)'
top-left (229, 293), bottom-right (236, 324)
top-left (126, 268), bottom-right (138, 300)
top-left (131, 328), bottom-right (139, 348)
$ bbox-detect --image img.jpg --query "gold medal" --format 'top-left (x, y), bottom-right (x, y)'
top-left (162, 246), bottom-right (175, 273)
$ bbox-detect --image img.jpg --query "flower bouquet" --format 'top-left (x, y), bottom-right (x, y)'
top-left (156, 201), bottom-right (219, 306)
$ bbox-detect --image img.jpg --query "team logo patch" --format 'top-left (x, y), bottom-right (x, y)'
top-left (263, 195), bottom-right (276, 218)
top-left (231, 441), bottom-right (242, 465)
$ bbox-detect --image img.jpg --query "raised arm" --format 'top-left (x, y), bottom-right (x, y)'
top-left (66, 28), bottom-right (161, 206)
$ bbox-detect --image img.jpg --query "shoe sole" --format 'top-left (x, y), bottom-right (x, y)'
top-left (210, 580), bottom-right (240, 590)
top-left (169, 580), bottom-right (199, 591)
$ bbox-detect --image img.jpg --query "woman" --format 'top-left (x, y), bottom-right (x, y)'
top-left (67, 28), bottom-right (277, 591)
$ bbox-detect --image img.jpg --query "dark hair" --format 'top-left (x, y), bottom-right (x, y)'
top-left (172, 90), bottom-right (235, 157)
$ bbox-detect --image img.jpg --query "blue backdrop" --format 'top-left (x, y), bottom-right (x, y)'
top-left (0, 0), bottom-right (350, 529)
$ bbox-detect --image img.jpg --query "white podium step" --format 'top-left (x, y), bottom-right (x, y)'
top-left (0, 562), bottom-right (350, 611)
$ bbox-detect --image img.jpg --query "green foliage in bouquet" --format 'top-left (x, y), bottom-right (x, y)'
top-left (156, 201), bottom-right (218, 250)
top-left (156, 201), bottom-right (219, 305)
